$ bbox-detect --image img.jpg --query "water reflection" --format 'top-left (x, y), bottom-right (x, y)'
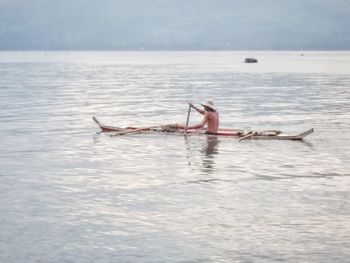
top-left (184, 135), bottom-right (220, 174)
top-left (200, 136), bottom-right (220, 174)
top-left (300, 141), bottom-right (314, 148)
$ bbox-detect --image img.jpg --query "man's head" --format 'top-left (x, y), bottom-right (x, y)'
top-left (201, 100), bottom-right (216, 112)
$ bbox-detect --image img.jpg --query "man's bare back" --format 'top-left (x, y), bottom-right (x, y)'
top-left (204, 110), bottom-right (219, 133)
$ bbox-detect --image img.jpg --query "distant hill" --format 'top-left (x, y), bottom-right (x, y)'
top-left (0, 0), bottom-right (349, 50)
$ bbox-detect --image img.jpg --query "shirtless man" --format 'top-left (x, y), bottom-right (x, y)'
top-left (181, 101), bottom-right (220, 134)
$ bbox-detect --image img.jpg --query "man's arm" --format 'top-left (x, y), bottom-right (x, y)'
top-left (189, 102), bottom-right (205, 115)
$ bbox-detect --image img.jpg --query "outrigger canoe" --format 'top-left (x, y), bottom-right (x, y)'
top-left (93, 117), bottom-right (313, 141)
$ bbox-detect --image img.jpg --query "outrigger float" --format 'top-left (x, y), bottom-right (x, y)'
top-left (93, 117), bottom-right (313, 141)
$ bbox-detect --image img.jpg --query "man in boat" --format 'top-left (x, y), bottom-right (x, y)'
top-left (178, 101), bottom-right (220, 134)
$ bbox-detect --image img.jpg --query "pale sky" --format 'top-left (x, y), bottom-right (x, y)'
top-left (0, 0), bottom-right (349, 50)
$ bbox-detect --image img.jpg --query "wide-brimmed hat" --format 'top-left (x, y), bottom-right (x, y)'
top-left (200, 100), bottom-right (216, 111)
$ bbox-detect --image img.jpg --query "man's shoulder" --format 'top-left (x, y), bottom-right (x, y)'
top-left (208, 110), bottom-right (218, 115)
top-left (206, 111), bottom-right (219, 118)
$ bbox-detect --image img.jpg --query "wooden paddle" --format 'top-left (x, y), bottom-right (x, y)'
top-left (184, 104), bottom-right (191, 135)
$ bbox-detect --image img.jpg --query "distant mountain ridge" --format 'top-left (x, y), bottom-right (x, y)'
top-left (0, 0), bottom-right (349, 50)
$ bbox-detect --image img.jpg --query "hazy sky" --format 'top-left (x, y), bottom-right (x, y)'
top-left (0, 0), bottom-right (349, 50)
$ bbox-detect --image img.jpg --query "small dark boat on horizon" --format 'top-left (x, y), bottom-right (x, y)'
top-left (245, 58), bottom-right (258, 63)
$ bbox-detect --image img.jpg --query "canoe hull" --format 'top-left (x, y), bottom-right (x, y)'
top-left (92, 117), bottom-right (125, 132)
top-left (92, 117), bottom-right (313, 140)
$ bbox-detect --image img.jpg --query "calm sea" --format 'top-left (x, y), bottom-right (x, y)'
top-left (0, 51), bottom-right (349, 262)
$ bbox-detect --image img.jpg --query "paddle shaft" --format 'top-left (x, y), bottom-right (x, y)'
top-left (184, 105), bottom-right (191, 135)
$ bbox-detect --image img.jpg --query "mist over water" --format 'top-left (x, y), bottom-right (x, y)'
top-left (1, 51), bottom-right (350, 262)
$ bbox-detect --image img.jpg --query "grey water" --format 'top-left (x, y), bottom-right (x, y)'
top-left (0, 51), bottom-right (350, 262)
